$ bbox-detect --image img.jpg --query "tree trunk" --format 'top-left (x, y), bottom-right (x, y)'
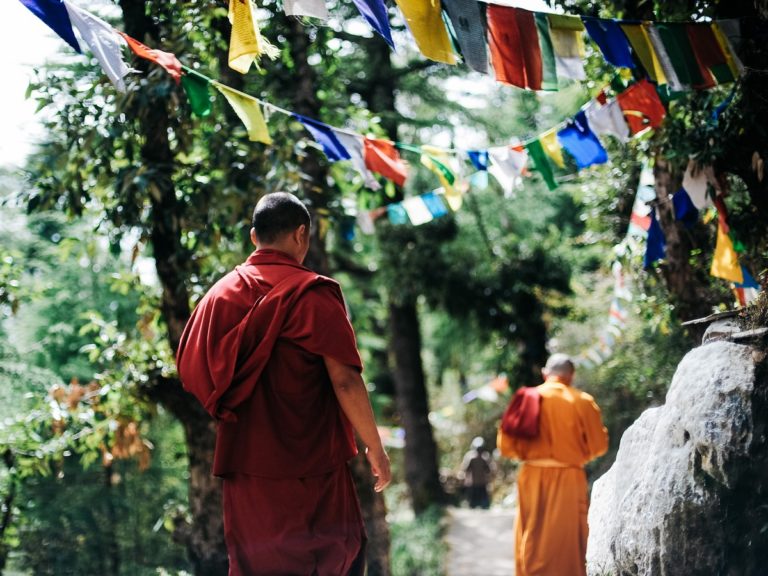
top-left (119, 2), bottom-right (228, 574)
top-left (388, 301), bottom-right (445, 514)
top-left (360, 33), bottom-right (446, 515)
top-left (285, 18), bottom-right (391, 574)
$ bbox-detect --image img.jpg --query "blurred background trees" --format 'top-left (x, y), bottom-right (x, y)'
top-left (1, 0), bottom-right (767, 574)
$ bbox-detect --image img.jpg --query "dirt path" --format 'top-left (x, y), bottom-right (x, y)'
top-left (445, 507), bottom-right (516, 576)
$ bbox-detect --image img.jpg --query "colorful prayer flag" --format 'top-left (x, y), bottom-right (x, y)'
top-left (350, 0), bottom-right (394, 49)
top-left (547, 14), bottom-right (586, 81)
top-left (712, 20), bottom-right (744, 78)
top-left (673, 188), bottom-right (698, 228)
top-left (616, 79), bottom-right (666, 135)
top-left (228, 0), bottom-right (279, 74)
top-left (401, 196), bottom-right (434, 225)
top-left (394, 0), bottom-right (457, 65)
top-left (214, 83), bottom-right (272, 144)
top-left (333, 131), bottom-right (381, 190)
top-left (534, 13), bottom-right (558, 91)
top-left (441, 0), bottom-right (488, 74)
top-left (647, 25), bottom-right (685, 91)
top-left (582, 17), bottom-right (635, 69)
top-left (487, 6), bottom-right (545, 90)
top-left (488, 145), bottom-right (528, 196)
top-left (181, 70), bottom-right (213, 117)
top-left (733, 266), bottom-right (760, 307)
top-left (283, 0), bottom-right (328, 20)
top-left (620, 23), bottom-right (668, 84)
top-left (644, 208), bottom-right (666, 268)
top-left (421, 191), bottom-right (449, 217)
top-left (293, 114), bottom-right (351, 162)
top-left (120, 32), bottom-right (182, 83)
top-left (20, 0), bottom-right (81, 53)
top-left (556, 110), bottom-right (608, 169)
top-left (525, 139), bottom-right (557, 190)
top-left (655, 23), bottom-right (711, 89)
top-left (363, 138), bottom-right (408, 186)
top-left (711, 220), bottom-right (743, 283)
top-left (419, 149), bottom-right (461, 210)
top-left (682, 159), bottom-right (714, 209)
top-left (467, 150), bottom-right (489, 171)
top-left (63, 1), bottom-right (129, 92)
top-left (687, 23), bottom-right (735, 85)
top-left (387, 203), bottom-right (410, 225)
top-left (585, 99), bottom-right (630, 143)
top-left (539, 128), bottom-right (565, 168)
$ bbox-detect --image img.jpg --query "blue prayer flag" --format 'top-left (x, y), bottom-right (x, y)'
top-left (421, 192), bottom-right (449, 218)
top-left (293, 114), bottom-right (351, 162)
top-left (735, 267), bottom-right (759, 289)
top-left (582, 17), bottom-right (634, 69)
top-left (673, 188), bottom-right (698, 228)
top-left (387, 203), bottom-right (410, 225)
top-left (644, 208), bottom-right (666, 268)
top-left (467, 150), bottom-right (490, 171)
top-left (20, 0), bottom-right (81, 53)
top-left (350, 0), bottom-right (394, 49)
top-left (557, 111), bottom-right (608, 169)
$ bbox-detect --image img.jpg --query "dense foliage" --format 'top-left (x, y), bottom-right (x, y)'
top-left (2, 0), bottom-right (767, 573)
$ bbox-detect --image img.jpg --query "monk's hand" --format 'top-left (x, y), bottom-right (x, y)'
top-left (365, 446), bottom-right (391, 492)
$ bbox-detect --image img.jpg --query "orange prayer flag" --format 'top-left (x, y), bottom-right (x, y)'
top-left (120, 32), bottom-right (182, 84)
top-left (363, 138), bottom-right (408, 187)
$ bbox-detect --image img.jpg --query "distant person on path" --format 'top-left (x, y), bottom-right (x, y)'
top-left (461, 436), bottom-right (495, 509)
top-left (498, 354), bottom-right (608, 576)
top-left (176, 192), bottom-right (391, 576)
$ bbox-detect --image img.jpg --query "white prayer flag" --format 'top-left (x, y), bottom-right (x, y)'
top-left (64, 1), bottom-right (130, 93)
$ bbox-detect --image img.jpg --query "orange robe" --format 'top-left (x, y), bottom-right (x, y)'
top-left (498, 378), bottom-right (608, 576)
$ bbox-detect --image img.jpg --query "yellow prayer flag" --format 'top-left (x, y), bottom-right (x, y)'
top-left (394, 0), bottom-right (457, 65)
top-left (710, 222), bottom-right (744, 283)
top-left (548, 15), bottom-right (585, 59)
top-left (214, 83), bottom-right (273, 144)
top-left (420, 154), bottom-right (462, 210)
top-left (228, 0), bottom-right (279, 74)
top-left (539, 129), bottom-right (565, 169)
top-left (620, 23), bottom-right (667, 85)
top-left (712, 23), bottom-right (744, 79)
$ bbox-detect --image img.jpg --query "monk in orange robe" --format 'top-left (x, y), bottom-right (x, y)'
top-left (498, 354), bottom-right (608, 576)
top-left (176, 192), bottom-right (391, 575)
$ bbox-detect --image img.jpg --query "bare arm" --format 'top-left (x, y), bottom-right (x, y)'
top-left (325, 356), bottom-right (391, 492)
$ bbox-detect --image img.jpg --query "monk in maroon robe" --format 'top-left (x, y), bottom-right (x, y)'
top-left (176, 192), bottom-right (391, 576)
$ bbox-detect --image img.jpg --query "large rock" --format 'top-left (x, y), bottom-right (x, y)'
top-left (587, 341), bottom-right (768, 575)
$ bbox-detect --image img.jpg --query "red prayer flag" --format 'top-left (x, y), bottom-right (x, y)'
top-left (120, 32), bottom-right (182, 84)
top-left (363, 138), bottom-right (408, 186)
top-left (616, 79), bottom-right (667, 134)
top-left (487, 6), bottom-right (542, 90)
top-left (687, 23), bottom-right (732, 85)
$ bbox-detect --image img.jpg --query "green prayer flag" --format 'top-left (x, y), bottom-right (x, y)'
top-left (535, 13), bottom-right (559, 91)
top-left (655, 23), bottom-right (706, 87)
top-left (181, 70), bottom-right (212, 118)
top-left (525, 139), bottom-right (558, 191)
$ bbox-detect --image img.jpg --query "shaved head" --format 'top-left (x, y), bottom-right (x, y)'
top-left (251, 192), bottom-right (311, 244)
top-left (544, 354), bottom-right (575, 377)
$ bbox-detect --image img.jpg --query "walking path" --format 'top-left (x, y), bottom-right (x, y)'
top-left (445, 507), bottom-right (516, 576)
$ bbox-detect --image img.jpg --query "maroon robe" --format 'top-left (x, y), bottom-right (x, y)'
top-left (176, 249), bottom-right (365, 575)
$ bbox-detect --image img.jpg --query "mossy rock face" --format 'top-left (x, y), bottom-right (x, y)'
top-left (587, 341), bottom-right (768, 576)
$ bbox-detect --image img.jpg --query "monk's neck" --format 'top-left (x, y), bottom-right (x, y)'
top-left (256, 246), bottom-right (301, 263)
top-left (544, 376), bottom-right (571, 387)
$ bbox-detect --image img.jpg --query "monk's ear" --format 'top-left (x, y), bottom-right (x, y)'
top-left (250, 228), bottom-right (258, 247)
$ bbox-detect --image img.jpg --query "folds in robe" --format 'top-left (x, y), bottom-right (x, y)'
top-left (177, 250), bottom-right (361, 478)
